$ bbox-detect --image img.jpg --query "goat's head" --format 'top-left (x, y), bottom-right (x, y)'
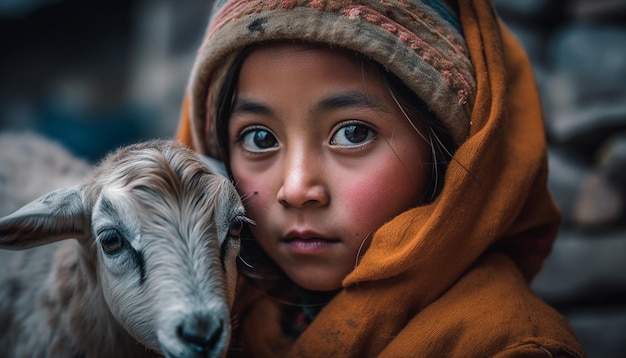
top-left (0, 140), bottom-right (247, 358)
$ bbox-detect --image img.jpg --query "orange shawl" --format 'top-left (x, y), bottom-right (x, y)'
top-left (177, 1), bottom-right (585, 356)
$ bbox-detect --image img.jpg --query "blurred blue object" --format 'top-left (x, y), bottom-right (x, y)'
top-left (33, 100), bottom-right (156, 162)
top-left (0, 0), bottom-right (63, 18)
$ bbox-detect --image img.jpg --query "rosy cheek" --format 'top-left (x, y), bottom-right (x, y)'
top-left (341, 164), bottom-right (422, 232)
top-left (338, 178), bottom-right (390, 230)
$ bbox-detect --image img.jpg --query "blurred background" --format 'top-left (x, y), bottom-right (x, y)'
top-left (0, 0), bottom-right (625, 356)
top-left (0, 0), bottom-right (212, 160)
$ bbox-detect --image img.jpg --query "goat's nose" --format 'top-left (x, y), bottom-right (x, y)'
top-left (176, 315), bottom-right (223, 353)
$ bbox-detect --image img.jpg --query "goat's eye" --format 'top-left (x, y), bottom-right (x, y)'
top-left (99, 229), bottom-right (126, 254)
top-left (228, 218), bottom-right (244, 238)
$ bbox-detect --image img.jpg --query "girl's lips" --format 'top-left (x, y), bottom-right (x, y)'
top-left (282, 230), bottom-right (339, 255)
top-left (283, 238), bottom-right (339, 255)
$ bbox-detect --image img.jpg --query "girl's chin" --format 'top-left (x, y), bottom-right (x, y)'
top-left (287, 271), bottom-right (344, 292)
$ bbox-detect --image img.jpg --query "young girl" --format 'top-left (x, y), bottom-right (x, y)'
top-left (177, 0), bottom-right (586, 356)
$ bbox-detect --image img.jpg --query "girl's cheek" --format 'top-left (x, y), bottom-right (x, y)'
top-left (341, 161), bottom-right (423, 228)
top-left (343, 180), bottom-right (388, 223)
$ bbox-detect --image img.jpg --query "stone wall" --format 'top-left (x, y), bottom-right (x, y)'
top-left (494, 1), bottom-right (626, 357)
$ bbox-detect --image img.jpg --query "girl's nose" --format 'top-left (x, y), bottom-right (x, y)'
top-left (276, 154), bottom-right (329, 209)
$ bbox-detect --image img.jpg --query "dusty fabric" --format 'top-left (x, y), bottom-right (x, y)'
top-left (177, 0), bottom-right (585, 356)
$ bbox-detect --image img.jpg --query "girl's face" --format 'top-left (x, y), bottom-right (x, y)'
top-left (228, 43), bottom-right (430, 291)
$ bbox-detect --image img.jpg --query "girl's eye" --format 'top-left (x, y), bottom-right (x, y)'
top-left (240, 128), bottom-right (278, 152)
top-left (331, 123), bottom-right (376, 147)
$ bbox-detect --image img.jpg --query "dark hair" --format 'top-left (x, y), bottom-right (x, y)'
top-left (382, 69), bottom-right (458, 203)
top-left (214, 48), bottom-right (250, 170)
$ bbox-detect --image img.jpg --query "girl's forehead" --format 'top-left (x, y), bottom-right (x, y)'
top-left (235, 44), bottom-right (392, 115)
top-left (238, 43), bottom-right (384, 92)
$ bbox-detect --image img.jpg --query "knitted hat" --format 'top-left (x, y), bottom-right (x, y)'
top-left (187, 0), bottom-right (476, 157)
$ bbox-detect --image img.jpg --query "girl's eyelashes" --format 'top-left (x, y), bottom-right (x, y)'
top-left (234, 120), bottom-right (377, 153)
top-left (238, 126), bottom-right (279, 153)
top-left (330, 121), bottom-right (377, 148)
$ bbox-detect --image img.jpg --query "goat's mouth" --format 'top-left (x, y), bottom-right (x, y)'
top-left (157, 313), bottom-right (230, 358)
top-left (159, 336), bottom-right (229, 358)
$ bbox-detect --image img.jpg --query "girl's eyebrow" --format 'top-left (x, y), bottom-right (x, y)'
top-left (231, 91), bottom-right (390, 117)
top-left (232, 99), bottom-right (273, 116)
top-left (311, 91), bottom-right (390, 114)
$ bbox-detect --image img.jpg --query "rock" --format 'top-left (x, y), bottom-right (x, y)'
top-left (542, 25), bottom-right (626, 150)
top-left (573, 134), bottom-right (626, 227)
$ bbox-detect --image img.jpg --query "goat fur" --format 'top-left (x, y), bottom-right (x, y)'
top-left (0, 134), bottom-right (245, 358)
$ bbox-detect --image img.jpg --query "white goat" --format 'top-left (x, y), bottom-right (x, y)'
top-left (0, 139), bottom-right (246, 358)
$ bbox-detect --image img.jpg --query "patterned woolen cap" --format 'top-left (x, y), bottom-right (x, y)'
top-left (188, 0), bottom-right (476, 157)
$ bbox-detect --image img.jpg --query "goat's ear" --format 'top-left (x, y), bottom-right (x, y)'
top-left (0, 185), bottom-right (89, 250)
top-left (199, 154), bottom-right (229, 178)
